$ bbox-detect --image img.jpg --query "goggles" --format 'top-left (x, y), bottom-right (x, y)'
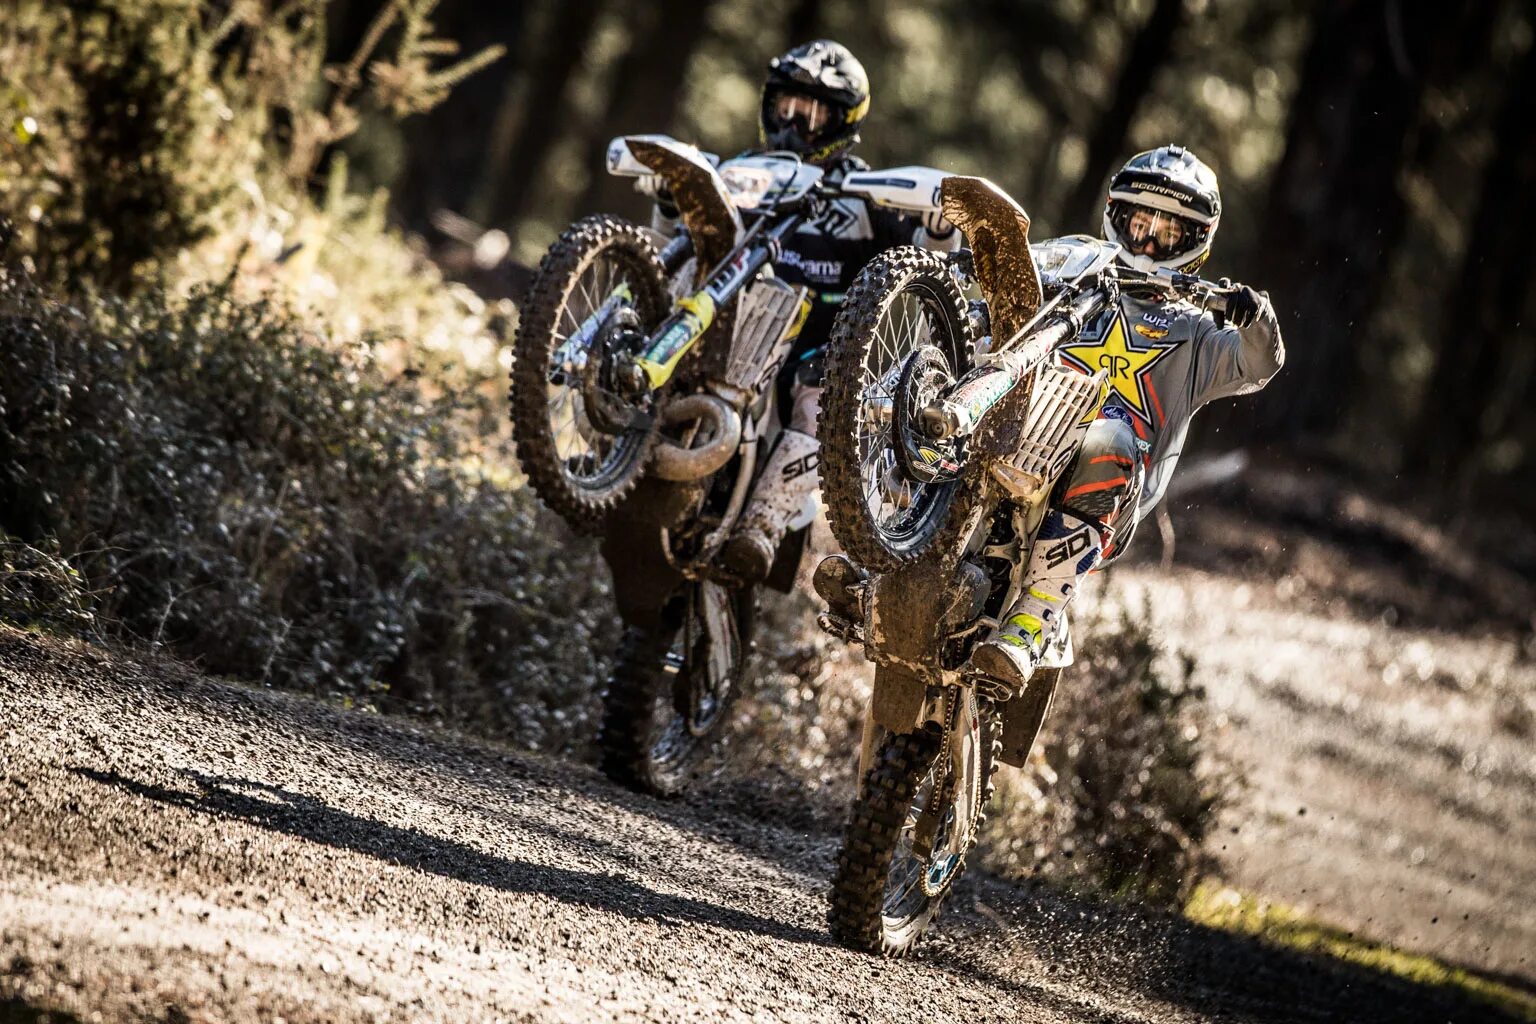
top-left (1108, 201), bottom-right (1202, 261)
top-left (768, 91), bottom-right (832, 139)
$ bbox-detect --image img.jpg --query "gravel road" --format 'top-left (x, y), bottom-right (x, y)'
top-left (1, 624), bottom-right (1523, 1023)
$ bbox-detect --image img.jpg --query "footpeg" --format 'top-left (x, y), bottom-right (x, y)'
top-left (817, 612), bottom-right (863, 644)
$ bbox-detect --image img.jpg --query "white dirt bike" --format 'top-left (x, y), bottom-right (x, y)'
top-left (509, 135), bottom-right (950, 794)
top-left (813, 176), bottom-right (1236, 952)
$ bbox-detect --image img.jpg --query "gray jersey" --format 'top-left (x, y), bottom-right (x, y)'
top-left (1054, 288), bottom-right (1284, 516)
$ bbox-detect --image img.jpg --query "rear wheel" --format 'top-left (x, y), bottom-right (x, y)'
top-left (598, 582), bottom-right (756, 796)
top-left (510, 215), bottom-right (669, 534)
top-left (820, 248), bottom-right (975, 572)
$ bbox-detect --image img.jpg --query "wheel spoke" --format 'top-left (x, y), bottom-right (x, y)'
top-left (544, 254), bottom-right (644, 488)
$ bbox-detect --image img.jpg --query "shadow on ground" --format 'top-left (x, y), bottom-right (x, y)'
top-left (72, 760), bottom-right (1530, 1024)
top-left (73, 766), bottom-right (829, 948)
top-left (940, 876), bottom-right (1530, 1024)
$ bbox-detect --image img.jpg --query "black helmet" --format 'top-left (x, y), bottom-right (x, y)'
top-left (759, 40), bottom-right (870, 164)
top-left (1102, 145), bottom-right (1222, 273)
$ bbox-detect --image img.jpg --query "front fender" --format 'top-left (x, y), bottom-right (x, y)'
top-left (939, 176), bottom-right (1043, 342)
top-left (624, 136), bottom-right (743, 284)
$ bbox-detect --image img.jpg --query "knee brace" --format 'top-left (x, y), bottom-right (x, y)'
top-left (1057, 417), bottom-right (1143, 526)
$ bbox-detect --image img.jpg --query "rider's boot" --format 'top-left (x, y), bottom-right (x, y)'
top-left (718, 429), bottom-right (820, 584)
top-left (813, 554), bottom-right (866, 622)
top-left (966, 508), bottom-right (1102, 701)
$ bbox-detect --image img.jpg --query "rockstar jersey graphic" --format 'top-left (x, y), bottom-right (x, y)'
top-left (1058, 311), bottom-right (1176, 425)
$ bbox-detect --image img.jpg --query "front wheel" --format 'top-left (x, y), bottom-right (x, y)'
top-left (510, 215), bottom-right (670, 534)
top-left (598, 582), bottom-right (755, 796)
top-left (820, 247), bottom-right (975, 572)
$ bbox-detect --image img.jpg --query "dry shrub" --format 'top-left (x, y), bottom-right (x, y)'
top-left (981, 589), bottom-right (1233, 906)
top-left (0, 538), bottom-right (96, 635)
top-left (0, 269), bottom-right (615, 748)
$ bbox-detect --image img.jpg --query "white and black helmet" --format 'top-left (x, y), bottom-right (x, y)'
top-left (1102, 145), bottom-right (1221, 273)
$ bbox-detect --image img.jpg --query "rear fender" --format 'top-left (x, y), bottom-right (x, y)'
top-left (623, 136), bottom-right (743, 284)
top-left (600, 476), bottom-right (701, 629)
top-left (998, 667), bottom-right (1060, 768)
top-left (939, 176), bottom-right (1043, 342)
top-left (869, 664), bottom-right (929, 735)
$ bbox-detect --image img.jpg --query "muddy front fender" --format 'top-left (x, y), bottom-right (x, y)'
top-left (939, 176), bottom-right (1043, 342)
top-left (998, 667), bottom-right (1060, 768)
top-left (623, 136), bottom-right (743, 284)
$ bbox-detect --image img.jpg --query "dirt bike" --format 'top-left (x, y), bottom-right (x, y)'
top-left (509, 134), bottom-right (948, 794)
top-left (813, 176), bottom-right (1235, 953)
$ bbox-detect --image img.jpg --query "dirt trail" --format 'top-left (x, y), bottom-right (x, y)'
top-left (0, 625), bottom-right (1523, 1023)
top-left (1131, 474), bottom-right (1536, 982)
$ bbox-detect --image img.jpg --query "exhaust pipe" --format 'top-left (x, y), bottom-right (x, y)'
top-left (650, 393), bottom-right (742, 481)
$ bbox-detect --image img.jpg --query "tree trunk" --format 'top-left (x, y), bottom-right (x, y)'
top-left (573, 0), bottom-right (716, 224)
top-left (1060, 0), bottom-right (1186, 234)
top-left (1414, 35), bottom-right (1536, 481)
top-left (783, 0), bottom-right (824, 46)
top-left (477, 0), bottom-right (606, 230)
top-left (1244, 0), bottom-right (1441, 439)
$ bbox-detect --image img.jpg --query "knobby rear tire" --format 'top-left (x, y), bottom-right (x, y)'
top-left (827, 709), bottom-right (1002, 956)
top-left (597, 587), bottom-right (756, 797)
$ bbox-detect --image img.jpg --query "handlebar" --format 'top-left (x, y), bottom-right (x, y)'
top-left (1114, 265), bottom-right (1231, 314)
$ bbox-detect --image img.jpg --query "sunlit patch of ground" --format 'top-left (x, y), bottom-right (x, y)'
top-left (1186, 882), bottom-right (1536, 1022)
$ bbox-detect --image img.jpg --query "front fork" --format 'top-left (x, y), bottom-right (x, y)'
top-left (619, 214), bottom-right (803, 395)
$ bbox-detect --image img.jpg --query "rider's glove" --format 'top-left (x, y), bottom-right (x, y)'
top-left (635, 175), bottom-right (678, 218)
top-left (1219, 278), bottom-right (1265, 329)
top-left (921, 207), bottom-right (956, 239)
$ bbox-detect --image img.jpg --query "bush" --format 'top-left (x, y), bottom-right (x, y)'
top-left (1, 1), bottom-right (509, 388)
top-left (0, 269), bottom-right (614, 746)
top-left (981, 591), bottom-right (1233, 906)
top-left (0, 537), bottom-right (96, 635)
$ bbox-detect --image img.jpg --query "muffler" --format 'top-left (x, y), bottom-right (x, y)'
top-left (649, 393), bottom-right (742, 481)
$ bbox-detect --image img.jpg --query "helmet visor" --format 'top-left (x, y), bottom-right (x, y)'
top-left (767, 90), bottom-right (833, 141)
top-left (1109, 201), bottom-right (1201, 261)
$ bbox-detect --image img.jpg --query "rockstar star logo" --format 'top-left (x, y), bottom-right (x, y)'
top-left (1058, 312), bottom-right (1174, 424)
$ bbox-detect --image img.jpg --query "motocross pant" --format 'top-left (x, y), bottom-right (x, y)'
top-left (966, 413), bottom-right (1144, 696)
top-left (1057, 414), bottom-right (1145, 561)
top-left (717, 367), bottom-right (823, 582)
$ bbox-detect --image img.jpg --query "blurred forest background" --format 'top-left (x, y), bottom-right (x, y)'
top-left (1, 0), bottom-right (1533, 729)
top-left (329, 0), bottom-right (1536, 507)
top-left (0, 0), bottom-right (1533, 942)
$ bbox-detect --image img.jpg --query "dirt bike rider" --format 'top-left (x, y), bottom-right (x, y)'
top-left (817, 146), bottom-right (1284, 697)
top-left (958, 145), bottom-right (1285, 696)
top-left (645, 40), bottom-right (960, 584)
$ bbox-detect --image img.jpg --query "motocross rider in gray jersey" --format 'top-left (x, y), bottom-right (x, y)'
top-left (964, 146), bottom-right (1286, 696)
top-left (647, 40), bottom-right (960, 584)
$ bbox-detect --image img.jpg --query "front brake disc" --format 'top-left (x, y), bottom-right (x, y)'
top-left (893, 345), bottom-right (961, 484)
top-left (583, 305), bottom-right (649, 434)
